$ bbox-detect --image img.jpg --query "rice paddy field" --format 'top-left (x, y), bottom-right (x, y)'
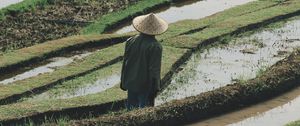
top-left (1, 0), bottom-right (300, 125)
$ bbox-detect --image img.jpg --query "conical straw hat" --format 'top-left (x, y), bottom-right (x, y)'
top-left (132, 13), bottom-right (168, 35)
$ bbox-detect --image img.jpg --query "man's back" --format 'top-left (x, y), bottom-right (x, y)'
top-left (121, 34), bottom-right (162, 94)
top-left (120, 13), bottom-right (167, 109)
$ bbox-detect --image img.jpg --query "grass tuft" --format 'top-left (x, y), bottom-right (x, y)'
top-left (0, 0), bottom-right (49, 20)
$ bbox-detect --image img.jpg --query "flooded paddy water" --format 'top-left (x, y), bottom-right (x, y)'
top-left (155, 18), bottom-right (300, 125)
top-left (1, 0), bottom-right (254, 99)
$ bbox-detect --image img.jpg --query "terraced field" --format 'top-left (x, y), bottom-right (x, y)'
top-left (0, 0), bottom-right (300, 125)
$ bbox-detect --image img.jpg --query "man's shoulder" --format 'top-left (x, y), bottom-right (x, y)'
top-left (149, 40), bottom-right (162, 51)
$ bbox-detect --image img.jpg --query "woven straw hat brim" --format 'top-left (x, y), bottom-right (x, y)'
top-left (133, 13), bottom-right (168, 35)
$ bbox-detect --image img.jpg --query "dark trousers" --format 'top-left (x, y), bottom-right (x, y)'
top-left (127, 90), bottom-right (150, 110)
top-left (148, 90), bottom-right (156, 107)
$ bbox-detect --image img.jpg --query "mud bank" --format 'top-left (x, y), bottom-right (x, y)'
top-left (71, 49), bottom-right (300, 126)
top-left (0, 0), bottom-right (140, 51)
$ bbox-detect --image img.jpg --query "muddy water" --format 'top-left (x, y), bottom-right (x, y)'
top-left (155, 19), bottom-right (300, 105)
top-left (188, 86), bottom-right (300, 126)
top-left (108, 0), bottom-right (255, 33)
top-left (0, 0), bottom-right (23, 9)
top-left (0, 52), bottom-right (92, 85)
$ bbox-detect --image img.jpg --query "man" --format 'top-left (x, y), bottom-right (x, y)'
top-left (120, 13), bottom-right (168, 110)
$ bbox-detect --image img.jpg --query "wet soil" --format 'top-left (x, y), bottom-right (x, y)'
top-left (0, 0), bottom-right (139, 51)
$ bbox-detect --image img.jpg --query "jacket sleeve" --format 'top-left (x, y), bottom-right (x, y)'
top-left (148, 44), bottom-right (162, 91)
top-left (120, 37), bottom-right (132, 90)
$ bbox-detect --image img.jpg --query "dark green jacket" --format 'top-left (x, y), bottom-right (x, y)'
top-left (120, 34), bottom-right (162, 93)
